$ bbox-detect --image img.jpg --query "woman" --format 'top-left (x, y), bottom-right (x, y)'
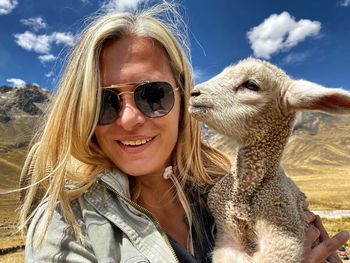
top-left (20, 3), bottom-right (348, 263)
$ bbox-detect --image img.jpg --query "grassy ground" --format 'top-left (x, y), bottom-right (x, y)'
top-left (0, 251), bottom-right (24, 263)
top-left (322, 217), bottom-right (350, 247)
top-left (288, 166), bottom-right (350, 210)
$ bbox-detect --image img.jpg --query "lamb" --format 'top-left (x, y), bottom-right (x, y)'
top-left (189, 57), bottom-right (350, 263)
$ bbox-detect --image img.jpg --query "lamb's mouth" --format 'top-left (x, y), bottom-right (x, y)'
top-left (188, 103), bottom-right (212, 119)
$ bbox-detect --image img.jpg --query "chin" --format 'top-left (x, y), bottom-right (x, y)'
top-left (117, 161), bottom-right (166, 178)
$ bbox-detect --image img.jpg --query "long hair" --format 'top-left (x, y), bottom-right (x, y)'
top-left (19, 2), bottom-right (231, 247)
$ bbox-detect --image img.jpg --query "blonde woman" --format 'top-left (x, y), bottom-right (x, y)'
top-left (20, 3), bottom-right (348, 263)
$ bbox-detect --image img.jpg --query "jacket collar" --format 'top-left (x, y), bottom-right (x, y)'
top-left (96, 168), bottom-right (131, 198)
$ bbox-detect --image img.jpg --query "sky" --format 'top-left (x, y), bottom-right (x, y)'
top-left (0, 0), bottom-right (350, 91)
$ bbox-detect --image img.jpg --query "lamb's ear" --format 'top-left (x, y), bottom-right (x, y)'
top-left (284, 80), bottom-right (350, 114)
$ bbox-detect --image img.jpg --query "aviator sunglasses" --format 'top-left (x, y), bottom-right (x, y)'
top-left (98, 81), bottom-right (179, 125)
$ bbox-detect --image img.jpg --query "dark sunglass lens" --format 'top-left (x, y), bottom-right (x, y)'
top-left (98, 90), bottom-right (120, 125)
top-left (134, 82), bottom-right (175, 117)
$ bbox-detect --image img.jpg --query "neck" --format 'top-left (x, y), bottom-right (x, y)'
top-left (234, 116), bottom-right (294, 195)
top-left (134, 173), bottom-right (191, 253)
top-left (141, 181), bottom-right (177, 209)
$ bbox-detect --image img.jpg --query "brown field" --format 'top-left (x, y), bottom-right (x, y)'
top-left (0, 251), bottom-right (24, 263)
top-left (322, 218), bottom-right (350, 247)
top-left (1, 113), bottom-right (349, 261)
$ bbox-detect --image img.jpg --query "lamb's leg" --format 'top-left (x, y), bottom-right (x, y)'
top-left (252, 219), bottom-right (304, 263)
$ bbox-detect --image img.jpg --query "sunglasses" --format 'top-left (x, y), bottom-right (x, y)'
top-left (98, 81), bottom-right (179, 125)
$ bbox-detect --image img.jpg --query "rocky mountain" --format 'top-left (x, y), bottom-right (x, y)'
top-left (208, 110), bottom-right (350, 209)
top-left (0, 84), bottom-right (50, 212)
top-left (0, 84), bottom-right (50, 151)
top-left (209, 111), bottom-right (350, 172)
top-left (0, 84), bottom-right (50, 252)
top-left (1, 85), bottom-right (348, 259)
top-left (0, 85), bottom-right (349, 208)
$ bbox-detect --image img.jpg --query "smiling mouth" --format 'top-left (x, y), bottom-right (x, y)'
top-left (117, 137), bottom-right (154, 147)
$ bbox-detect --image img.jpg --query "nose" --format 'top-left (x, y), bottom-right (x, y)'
top-left (190, 87), bottom-right (201, 97)
top-left (116, 96), bottom-right (146, 131)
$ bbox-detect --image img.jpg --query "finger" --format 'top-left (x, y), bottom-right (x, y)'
top-left (305, 210), bottom-right (317, 224)
top-left (314, 215), bottom-right (329, 241)
top-left (304, 225), bottom-right (321, 253)
top-left (326, 252), bottom-right (342, 263)
top-left (307, 231), bottom-right (349, 262)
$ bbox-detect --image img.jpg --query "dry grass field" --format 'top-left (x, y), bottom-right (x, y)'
top-left (0, 112), bottom-right (349, 261)
top-left (0, 251), bottom-right (24, 263)
top-left (210, 113), bottom-right (350, 211)
top-left (0, 148), bottom-right (26, 262)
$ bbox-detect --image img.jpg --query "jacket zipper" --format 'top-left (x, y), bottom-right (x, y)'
top-left (98, 180), bottom-right (179, 262)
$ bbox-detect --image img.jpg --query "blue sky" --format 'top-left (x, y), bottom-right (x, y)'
top-left (0, 0), bottom-right (350, 91)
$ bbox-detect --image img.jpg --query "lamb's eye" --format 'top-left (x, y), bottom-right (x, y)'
top-left (243, 80), bottom-right (260, 91)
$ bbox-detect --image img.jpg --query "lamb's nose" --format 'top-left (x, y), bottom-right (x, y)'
top-left (190, 89), bottom-right (201, 97)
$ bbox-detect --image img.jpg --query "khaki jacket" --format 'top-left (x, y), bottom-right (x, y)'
top-left (25, 168), bottom-right (179, 263)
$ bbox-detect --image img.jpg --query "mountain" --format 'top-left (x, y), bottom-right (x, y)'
top-left (0, 84), bottom-right (50, 234)
top-left (0, 85), bottom-right (349, 257)
top-left (209, 111), bottom-right (350, 209)
top-left (0, 84), bottom-right (50, 151)
top-left (0, 85), bottom-right (349, 212)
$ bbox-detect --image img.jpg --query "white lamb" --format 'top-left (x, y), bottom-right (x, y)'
top-left (189, 57), bottom-right (350, 263)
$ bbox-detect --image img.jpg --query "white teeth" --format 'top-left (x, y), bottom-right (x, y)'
top-left (120, 138), bottom-right (152, 146)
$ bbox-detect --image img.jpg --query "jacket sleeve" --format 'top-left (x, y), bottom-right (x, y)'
top-left (25, 201), bottom-right (97, 263)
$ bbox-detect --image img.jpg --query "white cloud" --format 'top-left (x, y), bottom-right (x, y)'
top-left (6, 78), bottom-right (25, 87)
top-left (14, 31), bottom-right (51, 54)
top-left (20, 17), bottom-right (47, 32)
top-left (247, 12), bottom-right (321, 59)
top-left (0, 0), bottom-right (18, 15)
top-left (14, 31), bottom-right (76, 56)
top-left (193, 68), bottom-right (206, 84)
top-left (45, 71), bottom-right (54, 78)
top-left (339, 0), bottom-right (350, 6)
top-left (51, 32), bottom-right (75, 46)
top-left (101, 0), bottom-right (146, 12)
top-left (281, 52), bottom-right (310, 65)
top-left (80, 0), bottom-right (92, 5)
top-left (39, 54), bottom-right (56, 63)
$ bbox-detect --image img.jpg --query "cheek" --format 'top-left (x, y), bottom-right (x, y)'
top-left (94, 126), bottom-right (110, 149)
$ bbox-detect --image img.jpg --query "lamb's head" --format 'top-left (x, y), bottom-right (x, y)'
top-left (189, 57), bottom-right (350, 146)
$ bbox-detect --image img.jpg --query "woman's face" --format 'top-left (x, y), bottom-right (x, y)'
top-left (95, 36), bottom-right (181, 178)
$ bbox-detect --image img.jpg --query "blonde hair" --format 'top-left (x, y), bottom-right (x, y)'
top-left (19, 2), bottom-right (230, 247)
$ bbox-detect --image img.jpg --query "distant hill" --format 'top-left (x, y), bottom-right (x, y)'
top-left (0, 84), bottom-right (50, 247)
top-left (210, 111), bottom-right (350, 171)
top-left (0, 85), bottom-right (349, 210)
top-left (0, 84), bottom-right (50, 152)
top-left (1, 87), bottom-right (348, 258)
top-left (208, 111), bottom-right (350, 209)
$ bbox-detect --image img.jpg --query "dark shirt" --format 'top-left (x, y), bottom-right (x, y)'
top-left (168, 191), bottom-right (215, 263)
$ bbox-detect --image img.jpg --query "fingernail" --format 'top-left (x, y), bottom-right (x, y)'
top-left (339, 231), bottom-right (350, 240)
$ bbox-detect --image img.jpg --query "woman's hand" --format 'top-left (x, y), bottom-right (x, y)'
top-left (303, 213), bottom-right (349, 263)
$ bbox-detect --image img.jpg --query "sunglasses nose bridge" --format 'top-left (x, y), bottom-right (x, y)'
top-left (117, 90), bottom-right (144, 117)
top-left (118, 90), bottom-right (135, 97)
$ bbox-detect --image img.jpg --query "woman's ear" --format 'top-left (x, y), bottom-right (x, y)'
top-left (284, 79), bottom-right (350, 114)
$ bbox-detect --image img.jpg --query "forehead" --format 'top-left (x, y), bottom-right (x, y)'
top-left (99, 36), bottom-right (174, 86)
